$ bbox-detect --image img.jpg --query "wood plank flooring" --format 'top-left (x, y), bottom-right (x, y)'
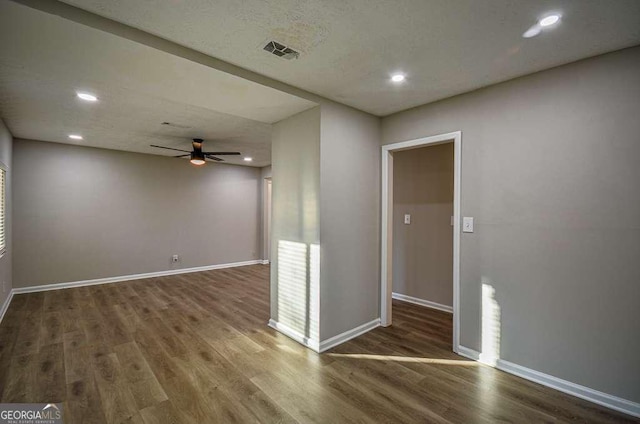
top-left (0, 265), bottom-right (636, 423)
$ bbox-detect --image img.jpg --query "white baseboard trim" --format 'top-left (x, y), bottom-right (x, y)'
top-left (319, 318), bottom-right (381, 353)
top-left (392, 292), bottom-right (453, 314)
top-left (12, 259), bottom-right (263, 294)
top-left (456, 345), bottom-right (479, 360)
top-left (457, 345), bottom-right (640, 418)
top-left (261, 259), bottom-right (270, 265)
top-left (268, 319), bottom-right (320, 352)
top-left (0, 291), bottom-right (15, 324)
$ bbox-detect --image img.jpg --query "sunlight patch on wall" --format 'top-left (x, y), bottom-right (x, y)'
top-left (480, 282), bottom-right (501, 367)
top-left (276, 240), bottom-right (320, 341)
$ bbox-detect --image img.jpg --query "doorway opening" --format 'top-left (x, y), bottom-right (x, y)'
top-left (381, 131), bottom-right (461, 353)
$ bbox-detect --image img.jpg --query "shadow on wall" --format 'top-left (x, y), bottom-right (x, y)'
top-left (276, 240), bottom-right (320, 342)
top-left (480, 281), bottom-right (502, 366)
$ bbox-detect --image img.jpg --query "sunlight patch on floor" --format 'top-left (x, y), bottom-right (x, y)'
top-left (276, 344), bottom-right (299, 353)
top-left (326, 353), bottom-right (479, 366)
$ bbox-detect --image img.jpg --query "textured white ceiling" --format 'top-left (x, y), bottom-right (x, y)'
top-left (55, 0), bottom-right (640, 116)
top-left (0, 1), bottom-right (317, 167)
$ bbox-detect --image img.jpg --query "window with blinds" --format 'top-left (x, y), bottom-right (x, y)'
top-left (0, 168), bottom-right (5, 254)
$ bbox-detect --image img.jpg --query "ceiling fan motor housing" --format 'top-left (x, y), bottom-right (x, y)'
top-left (191, 151), bottom-right (205, 161)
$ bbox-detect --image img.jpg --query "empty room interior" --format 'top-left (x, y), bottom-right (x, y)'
top-left (0, 0), bottom-right (639, 423)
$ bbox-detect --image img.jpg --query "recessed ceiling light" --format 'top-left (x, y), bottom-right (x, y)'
top-left (522, 25), bottom-right (542, 38)
top-left (244, 157), bottom-right (253, 162)
top-left (68, 134), bottom-right (83, 140)
top-left (539, 14), bottom-right (560, 27)
top-left (391, 74), bottom-right (406, 83)
top-left (76, 92), bottom-right (98, 102)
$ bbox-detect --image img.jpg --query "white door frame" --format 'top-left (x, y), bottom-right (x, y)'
top-left (380, 131), bottom-right (462, 353)
top-left (263, 177), bottom-right (272, 264)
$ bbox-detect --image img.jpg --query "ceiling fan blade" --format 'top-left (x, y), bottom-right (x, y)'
top-left (201, 151), bottom-right (241, 155)
top-left (174, 154), bottom-right (190, 158)
top-left (205, 155), bottom-right (224, 162)
top-left (150, 144), bottom-right (191, 153)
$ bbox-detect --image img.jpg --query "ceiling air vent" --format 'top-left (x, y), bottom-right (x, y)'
top-left (263, 41), bottom-right (300, 60)
top-left (161, 121), bottom-right (191, 129)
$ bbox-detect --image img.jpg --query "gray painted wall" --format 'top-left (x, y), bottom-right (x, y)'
top-left (13, 139), bottom-right (261, 288)
top-left (382, 47), bottom-right (640, 403)
top-left (270, 107), bottom-right (321, 342)
top-left (0, 120), bottom-right (12, 309)
top-left (319, 102), bottom-right (381, 341)
top-left (393, 143), bottom-right (453, 307)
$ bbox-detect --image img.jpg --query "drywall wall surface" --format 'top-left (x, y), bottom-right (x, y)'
top-left (319, 102), bottom-right (381, 341)
top-left (270, 107), bottom-right (321, 343)
top-left (382, 47), bottom-right (640, 403)
top-left (0, 119), bottom-right (12, 309)
top-left (393, 143), bottom-right (454, 307)
top-left (13, 139), bottom-right (261, 287)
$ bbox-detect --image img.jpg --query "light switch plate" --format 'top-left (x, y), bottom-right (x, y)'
top-left (463, 217), bottom-right (474, 233)
top-left (404, 214), bottom-right (411, 225)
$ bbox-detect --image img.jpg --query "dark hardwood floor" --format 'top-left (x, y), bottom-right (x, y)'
top-left (0, 264), bottom-right (636, 423)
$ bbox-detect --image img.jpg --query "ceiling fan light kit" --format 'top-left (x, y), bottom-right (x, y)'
top-left (190, 151), bottom-right (206, 166)
top-left (150, 138), bottom-right (241, 166)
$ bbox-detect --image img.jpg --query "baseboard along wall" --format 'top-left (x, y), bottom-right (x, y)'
top-left (319, 319), bottom-right (381, 352)
top-left (0, 259), bottom-right (264, 324)
top-left (12, 259), bottom-right (263, 295)
top-left (392, 292), bottom-right (453, 313)
top-left (456, 346), bottom-right (640, 418)
top-left (393, 297), bottom-right (638, 418)
top-left (0, 291), bottom-right (14, 324)
top-left (268, 319), bottom-right (320, 352)
top-left (268, 318), bottom-right (381, 354)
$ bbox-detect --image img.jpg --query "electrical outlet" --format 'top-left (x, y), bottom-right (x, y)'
top-left (172, 255), bottom-right (179, 263)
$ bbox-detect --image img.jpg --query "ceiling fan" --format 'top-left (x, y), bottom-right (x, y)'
top-left (150, 138), bottom-right (241, 166)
